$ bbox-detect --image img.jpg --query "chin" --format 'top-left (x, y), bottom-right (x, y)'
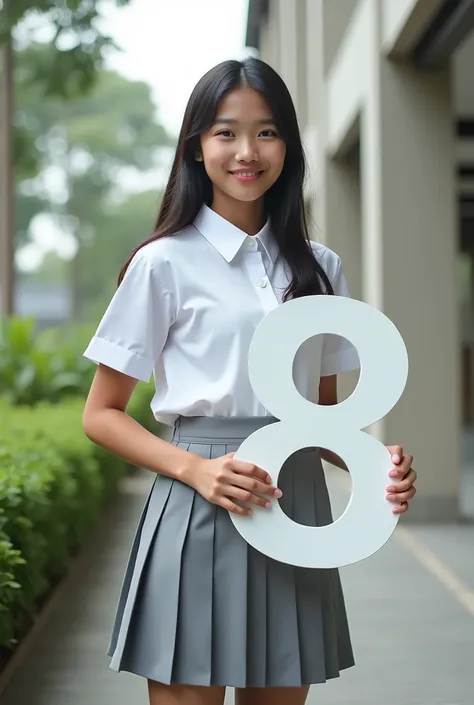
top-left (224, 184), bottom-right (270, 203)
top-left (232, 190), bottom-right (266, 203)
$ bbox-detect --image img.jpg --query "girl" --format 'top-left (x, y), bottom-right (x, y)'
top-left (82, 58), bottom-right (417, 705)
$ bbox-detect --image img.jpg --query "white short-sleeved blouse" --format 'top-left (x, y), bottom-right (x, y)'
top-left (83, 205), bottom-right (360, 426)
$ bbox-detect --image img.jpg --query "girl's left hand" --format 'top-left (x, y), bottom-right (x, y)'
top-left (385, 446), bottom-right (416, 514)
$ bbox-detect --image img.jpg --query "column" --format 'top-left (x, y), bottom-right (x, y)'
top-left (275, 0), bottom-right (299, 110)
top-left (308, 0), bottom-right (362, 402)
top-left (361, 2), bottom-right (459, 520)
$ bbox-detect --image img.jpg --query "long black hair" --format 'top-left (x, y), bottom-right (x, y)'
top-left (118, 57), bottom-right (334, 299)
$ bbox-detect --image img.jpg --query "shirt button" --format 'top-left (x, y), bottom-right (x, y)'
top-left (246, 238), bottom-right (256, 248)
top-left (258, 278), bottom-right (268, 288)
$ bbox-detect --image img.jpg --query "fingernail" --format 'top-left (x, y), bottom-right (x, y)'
top-left (387, 494), bottom-right (396, 502)
top-left (386, 485), bottom-right (396, 492)
top-left (274, 489), bottom-right (282, 499)
top-left (266, 475), bottom-right (272, 484)
top-left (389, 470), bottom-right (398, 478)
top-left (265, 501), bottom-right (272, 509)
top-left (391, 454), bottom-right (401, 463)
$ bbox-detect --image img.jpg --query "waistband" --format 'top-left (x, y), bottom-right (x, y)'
top-left (172, 415), bottom-right (278, 445)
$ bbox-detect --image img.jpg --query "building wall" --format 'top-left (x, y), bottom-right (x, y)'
top-left (255, 0), bottom-right (460, 521)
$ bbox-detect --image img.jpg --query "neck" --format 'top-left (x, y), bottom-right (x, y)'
top-left (210, 193), bottom-right (265, 235)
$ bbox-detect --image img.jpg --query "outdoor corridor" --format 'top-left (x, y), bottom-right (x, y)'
top-left (1, 467), bottom-right (473, 705)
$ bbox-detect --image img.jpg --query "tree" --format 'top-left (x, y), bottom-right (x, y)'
top-left (1, 0), bottom-right (131, 97)
top-left (15, 41), bottom-right (171, 242)
top-left (22, 189), bottom-right (163, 321)
top-left (0, 0), bottom-right (132, 315)
top-left (79, 189), bottom-right (163, 321)
top-left (14, 41), bottom-right (172, 319)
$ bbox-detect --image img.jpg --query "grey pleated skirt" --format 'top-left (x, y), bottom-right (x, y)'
top-left (107, 416), bottom-right (355, 688)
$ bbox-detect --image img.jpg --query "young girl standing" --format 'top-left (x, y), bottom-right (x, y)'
top-left (82, 58), bottom-right (416, 705)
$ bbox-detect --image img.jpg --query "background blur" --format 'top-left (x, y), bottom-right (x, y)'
top-left (1, 2), bottom-right (474, 704)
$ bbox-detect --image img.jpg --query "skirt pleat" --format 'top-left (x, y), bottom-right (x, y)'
top-left (244, 536), bottom-right (268, 687)
top-left (107, 417), bottom-right (355, 687)
top-left (210, 440), bottom-right (248, 686)
top-left (109, 476), bottom-right (173, 670)
top-left (264, 458), bottom-right (301, 687)
top-left (171, 442), bottom-right (216, 685)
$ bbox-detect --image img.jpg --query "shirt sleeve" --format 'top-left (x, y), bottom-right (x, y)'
top-left (320, 250), bottom-right (360, 377)
top-left (83, 249), bottom-right (173, 382)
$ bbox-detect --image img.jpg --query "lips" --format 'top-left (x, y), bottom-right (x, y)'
top-left (229, 169), bottom-right (264, 182)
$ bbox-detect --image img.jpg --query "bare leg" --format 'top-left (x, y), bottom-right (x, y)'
top-left (235, 685), bottom-right (310, 705)
top-left (148, 681), bottom-right (226, 705)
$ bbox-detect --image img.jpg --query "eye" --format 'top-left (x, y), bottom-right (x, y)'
top-left (259, 129), bottom-right (279, 138)
top-left (215, 130), bottom-right (234, 138)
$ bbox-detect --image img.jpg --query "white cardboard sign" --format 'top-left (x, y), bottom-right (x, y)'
top-left (231, 295), bottom-right (408, 569)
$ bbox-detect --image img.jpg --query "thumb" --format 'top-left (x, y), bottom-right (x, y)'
top-left (226, 452), bottom-right (236, 458)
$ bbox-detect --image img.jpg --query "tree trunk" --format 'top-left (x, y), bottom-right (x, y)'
top-left (0, 35), bottom-right (14, 317)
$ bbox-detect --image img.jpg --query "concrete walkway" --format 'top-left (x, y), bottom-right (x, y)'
top-left (1, 468), bottom-right (474, 705)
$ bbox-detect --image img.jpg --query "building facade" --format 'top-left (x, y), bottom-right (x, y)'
top-left (246, 0), bottom-right (474, 522)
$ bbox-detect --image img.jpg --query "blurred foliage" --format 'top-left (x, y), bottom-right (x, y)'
top-left (0, 316), bottom-right (158, 427)
top-left (0, 311), bottom-right (160, 649)
top-left (0, 2), bottom-right (167, 653)
top-left (0, 316), bottom-right (94, 404)
top-left (78, 188), bottom-right (162, 320)
top-left (13, 39), bottom-right (171, 318)
top-left (15, 42), bottom-right (171, 180)
top-left (1, 0), bottom-right (131, 98)
top-left (0, 380), bottom-right (157, 650)
top-left (0, 315), bottom-right (158, 425)
top-left (0, 397), bottom-right (116, 649)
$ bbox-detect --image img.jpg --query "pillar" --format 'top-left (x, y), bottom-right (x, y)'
top-left (275, 0), bottom-right (299, 110)
top-left (361, 1), bottom-right (459, 521)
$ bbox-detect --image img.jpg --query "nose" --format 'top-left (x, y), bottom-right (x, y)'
top-left (235, 138), bottom-right (258, 163)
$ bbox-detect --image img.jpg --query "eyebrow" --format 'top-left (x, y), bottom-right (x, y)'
top-left (213, 117), bottom-right (276, 125)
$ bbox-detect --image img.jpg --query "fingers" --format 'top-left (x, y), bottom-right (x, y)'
top-left (387, 445), bottom-right (403, 463)
top-left (387, 485), bottom-right (416, 505)
top-left (226, 485), bottom-right (273, 510)
top-left (211, 457), bottom-right (282, 516)
top-left (230, 457), bottom-right (273, 485)
top-left (233, 473), bottom-right (282, 499)
top-left (220, 497), bottom-right (253, 516)
top-left (388, 453), bottom-right (414, 479)
top-left (392, 501), bottom-right (409, 515)
top-left (386, 465), bottom-right (416, 511)
top-left (387, 468), bottom-right (417, 493)
top-left (385, 446), bottom-right (416, 513)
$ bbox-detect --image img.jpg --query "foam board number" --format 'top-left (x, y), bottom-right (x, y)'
top-left (231, 295), bottom-right (408, 568)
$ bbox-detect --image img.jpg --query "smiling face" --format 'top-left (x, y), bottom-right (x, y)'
top-left (198, 86), bottom-right (286, 222)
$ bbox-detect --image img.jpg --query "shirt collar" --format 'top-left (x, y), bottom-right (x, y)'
top-left (193, 205), bottom-right (278, 264)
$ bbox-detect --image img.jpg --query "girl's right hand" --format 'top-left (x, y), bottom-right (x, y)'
top-left (189, 452), bottom-right (282, 516)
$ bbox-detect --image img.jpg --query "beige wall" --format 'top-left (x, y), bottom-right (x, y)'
top-left (257, 0), bottom-right (460, 521)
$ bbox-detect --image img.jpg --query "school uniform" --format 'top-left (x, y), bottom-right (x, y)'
top-left (83, 204), bottom-right (360, 688)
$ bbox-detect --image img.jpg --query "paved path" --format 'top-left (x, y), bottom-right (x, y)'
top-left (1, 468), bottom-right (474, 705)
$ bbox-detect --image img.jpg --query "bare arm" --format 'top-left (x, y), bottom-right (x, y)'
top-left (82, 364), bottom-right (280, 516)
top-left (318, 374), bottom-right (348, 471)
top-left (82, 364), bottom-right (200, 481)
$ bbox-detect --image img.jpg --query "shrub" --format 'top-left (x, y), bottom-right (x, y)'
top-left (0, 398), bottom-right (123, 650)
top-left (0, 316), bottom-right (164, 651)
top-left (0, 317), bottom-right (94, 405)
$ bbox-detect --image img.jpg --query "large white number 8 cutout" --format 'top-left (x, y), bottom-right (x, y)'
top-left (231, 296), bottom-right (409, 569)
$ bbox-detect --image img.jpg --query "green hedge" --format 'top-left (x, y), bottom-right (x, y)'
top-left (0, 316), bottom-right (95, 406)
top-left (0, 381), bottom-right (159, 652)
